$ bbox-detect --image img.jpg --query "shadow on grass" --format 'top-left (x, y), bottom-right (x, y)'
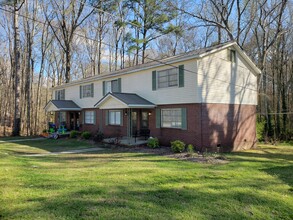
top-left (262, 165), bottom-right (293, 189)
top-left (2, 184), bottom-right (293, 219)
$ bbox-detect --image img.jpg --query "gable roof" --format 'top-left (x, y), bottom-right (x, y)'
top-left (44, 100), bottom-right (81, 112)
top-left (53, 41), bottom-right (261, 89)
top-left (94, 92), bottom-right (156, 109)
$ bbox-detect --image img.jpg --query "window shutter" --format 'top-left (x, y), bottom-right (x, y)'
top-left (80, 86), bottom-right (82, 99)
top-left (179, 65), bottom-right (184, 87)
top-left (103, 81), bottom-right (106, 96)
top-left (120, 110), bottom-right (123, 126)
top-left (152, 71), bottom-right (157, 91)
top-left (91, 83), bottom-right (94, 97)
top-left (82, 111), bottom-right (85, 124)
top-left (93, 111), bottom-right (96, 125)
top-left (181, 108), bottom-right (187, 130)
top-left (105, 110), bottom-right (108, 125)
top-left (118, 78), bottom-right (122, 92)
top-left (55, 91), bottom-right (57, 100)
top-left (156, 108), bottom-right (161, 128)
top-left (62, 89), bottom-right (65, 100)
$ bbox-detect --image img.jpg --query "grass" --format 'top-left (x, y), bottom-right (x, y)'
top-left (0, 139), bottom-right (292, 219)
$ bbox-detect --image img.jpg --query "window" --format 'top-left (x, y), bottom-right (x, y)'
top-left (108, 110), bottom-right (121, 125)
top-left (104, 79), bottom-right (120, 95)
top-left (157, 68), bottom-right (178, 89)
top-left (161, 108), bottom-right (182, 128)
top-left (229, 50), bottom-right (236, 63)
top-left (85, 111), bottom-right (94, 124)
top-left (80, 83), bottom-right (94, 98)
top-left (55, 89), bottom-right (65, 100)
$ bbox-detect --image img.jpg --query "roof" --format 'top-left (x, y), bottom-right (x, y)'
top-left (53, 41), bottom-right (261, 89)
top-left (94, 92), bottom-right (156, 109)
top-left (44, 100), bottom-right (81, 112)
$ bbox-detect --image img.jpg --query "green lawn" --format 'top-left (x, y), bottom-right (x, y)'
top-left (0, 139), bottom-right (292, 219)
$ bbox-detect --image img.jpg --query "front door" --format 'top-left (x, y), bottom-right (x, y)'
top-left (141, 111), bottom-right (149, 129)
top-left (70, 112), bottom-right (80, 130)
top-left (131, 111), bottom-right (137, 135)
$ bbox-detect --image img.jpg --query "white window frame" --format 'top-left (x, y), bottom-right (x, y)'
top-left (161, 108), bottom-right (182, 128)
top-left (105, 79), bottom-right (119, 93)
top-left (85, 111), bottom-right (94, 124)
top-left (82, 84), bottom-right (93, 98)
top-left (56, 89), bottom-right (65, 100)
top-left (157, 68), bottom-right (179, 89)
top-left (109, 110), bottom-right (122, 125)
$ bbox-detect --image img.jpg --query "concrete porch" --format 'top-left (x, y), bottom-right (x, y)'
top-left (103, 136), bottom-right (149, 146)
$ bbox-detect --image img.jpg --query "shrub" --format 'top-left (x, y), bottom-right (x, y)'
top-left (187, 144), bottom-right (194, 156)
top-left (256, 118), bottom-right (266, 142)
top-left (93, 131), bottom-right (104, 142)
top-left (147, 137), bottom-right (159, 148)
top-left (81, 131), bottom-right (91, 139)
top-left (70, 130), bottom-right (79, 138)
top-left (171, 140), bottom-right (185, 153)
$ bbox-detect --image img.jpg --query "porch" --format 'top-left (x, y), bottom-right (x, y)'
top-left (95, 92), bottom-right (156, 143)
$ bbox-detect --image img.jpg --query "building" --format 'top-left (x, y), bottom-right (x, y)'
top-left (45, 41), bottom-right (261, 151)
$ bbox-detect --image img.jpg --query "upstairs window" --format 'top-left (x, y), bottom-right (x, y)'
top-left (229, 50), bottom-right (236, 63)
top-left (103, 78), bottom-right (121, 95)
top-left (152, 65), bottom-right (184, 91)
top-left (158, 68), bottom-right (178, 89)
top-left (55, 89), bottom-right (65, 100)
top-left (80, 83), bottom-right (94, 98)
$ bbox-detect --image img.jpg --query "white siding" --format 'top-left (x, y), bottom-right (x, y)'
top-left (198, 49), bottom-right (257, 105)
top-left (52, 46), bottom-right (258, 108)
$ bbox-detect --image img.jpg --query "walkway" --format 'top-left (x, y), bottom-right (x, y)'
top-left (0, 137), bottom-right (45, 143)
top-left (22, 147), bottom-right (104, 157)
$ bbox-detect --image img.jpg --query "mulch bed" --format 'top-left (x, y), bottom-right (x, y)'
top-left (98, 143), bottom-right (229, 164)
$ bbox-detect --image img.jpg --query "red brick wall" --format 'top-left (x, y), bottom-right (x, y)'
top-left (56, 103), bottom-right (256, 152)
top-left (150, 103), bottom-right (256, 152)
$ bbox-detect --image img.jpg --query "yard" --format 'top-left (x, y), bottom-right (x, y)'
top-left (0, 138), bottom-right (292, 219)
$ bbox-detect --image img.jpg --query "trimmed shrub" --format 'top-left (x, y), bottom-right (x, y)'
top-left (93, 131), bottom-right (104, 142)
top-left (171, 140), bottom-right (185, 153)
top-left (81, 131), bottom-right (91, 139)
top-left (70, 130), bottom-right (79, 138)
top-left (187, 144), bottom-right (194, 156)
top-left (147, 137), bottom-right (159, 148)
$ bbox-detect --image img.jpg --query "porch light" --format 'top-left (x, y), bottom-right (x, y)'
top-left (124, 110), bottom-right (128, 116)
top-left (148, 112), bottom-right (152, 116)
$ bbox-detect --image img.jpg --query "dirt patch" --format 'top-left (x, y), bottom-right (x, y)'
top-left (98, 143), bottom-right (229, 164)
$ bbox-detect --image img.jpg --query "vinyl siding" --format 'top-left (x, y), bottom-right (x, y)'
top-left (51, 46), bottom-right (258, 108)
top-left (198, 49), bottom-right (257, 105)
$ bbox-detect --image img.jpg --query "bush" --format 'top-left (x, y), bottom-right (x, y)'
top-left (187, 144), bottom-right (194, 156)
top-left (93, 131), bottom-right (104, 142)
top-left (147, 137), bottom-right (159, 148)
top-left (171, 140), bottom-right (185, 153)
top-left (81, 131), bottom-right (91, 139)
top-left (70, 130), bottom-right (79, 138)
top-left (256, 118), bottom-right (266, 142)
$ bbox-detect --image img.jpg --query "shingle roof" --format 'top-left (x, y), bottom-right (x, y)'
top-left (45, 100), bottom-right (81, 111)
top-left (94, 92), bottom-right (155, 108)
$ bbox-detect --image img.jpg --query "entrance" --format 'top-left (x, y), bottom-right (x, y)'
top-left (70, 112), bottom-right (80, 130)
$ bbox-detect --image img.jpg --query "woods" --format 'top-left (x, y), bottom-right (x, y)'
top-left (0, 0), bottom-right (292, 141)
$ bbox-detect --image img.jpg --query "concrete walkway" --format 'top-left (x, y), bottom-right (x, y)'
top-left (22, 147), bottom-right (105, 157)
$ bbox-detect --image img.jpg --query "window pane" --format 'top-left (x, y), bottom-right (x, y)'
top-left (85, 111), bottom-right (94, 124)
top-left (109, 110), bottom-right (121, 125)
top-left (105, 81), bottom-right (111, 94)
top-left (111, 80), bottom-right (119, 92)
top-left (161, 109), bottom-right (182, 128)
top-left (82, 84), bottom-right (92, 98)
top-left (158, 68), bottom-right (178, 89)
